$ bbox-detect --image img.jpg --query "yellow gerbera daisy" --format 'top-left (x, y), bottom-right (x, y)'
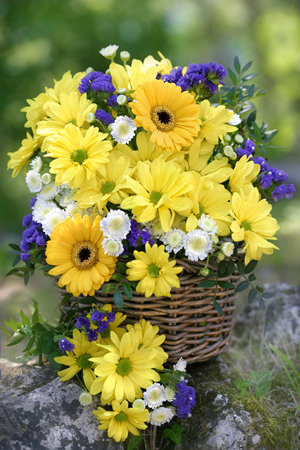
top-left (120, 159), bottom-right (194, 232)
top-left (126, 319), bottom-right (168, 370)
top-left (126, 243), bottom-right (182, 298)
top-left (198, 100), bottom-right (238, 144)
top-left (73, 152), bottom-right (133, 210)
top-left (229, 155), bottom-right (260, 195)
top-left (54, 329), bottom-right (106, 391)
top-left (46, 124), bottom-right (112, 189)
top-left (89, 329), bottom-right (161, 402)
top-left (7, 132), bottom-right (44, 177)
top-left (129, 79), bottom-right (201, 153)
top-left (113, 131), bottom-right (185, 168)
top-left (181, 172), bottom-right (232, 235)
top-left (46, 214), bottom-right (116, 297)
top-left (93, 400), bottom-right (149, 442)
top-left (36, 92), bottom-right (96, 137)
top-left (230, 188), bottom-right (280, 265)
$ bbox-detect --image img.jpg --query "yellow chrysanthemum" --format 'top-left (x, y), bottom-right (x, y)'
top-left (46, 124), bottom-right (112, 189)
top-left (126, 243), bottom-right (182, 298)
top-left (89, 329), bottom-right (161, 402)
top-left (181, 171), bottom-right (232, 235)
top-left (93, 400), bottom-right (149, 442)
top-left (54, 329), bottom-right (105, 391)
top-left (230, 188), bottom-right (280, 265)
top-left (73, 152), bottom-right (133, 210)
top-left (113, 131), bottom-right (185, 168)
top-left (229, 155), bottom-right (260, 195)
top-left (129, 79), bottom-right (201, 153)
top-left (7, 132), bottom-right (44, 177)
top-left (126, 319), bottom-right (168, 370)
top-left (22, 71), bottom-right (85, 130)
top-left (120, 159), bottom-right (194, 232)
top-left (198, 100), bottom-right (238, 145)
top-left (110, 53), bottom-right (172, 92)
top-left (46, 214), bottom-right (116, 297)
top-left (36, 92), bottom-right (96, 137)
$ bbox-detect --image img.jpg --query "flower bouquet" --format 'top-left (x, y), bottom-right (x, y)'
top-left (4, 44), bottom-right (295, 448)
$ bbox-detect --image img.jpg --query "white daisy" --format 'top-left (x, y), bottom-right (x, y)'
top-left (100, 210), bottom-right (131, 240)
top-left (26, 170), bottom-right (42, 193)
top-left (65, 202), bottom-right (84, 218)
top-left (184, 229), bottom-right (212, 261)
top-left (110, 116), bottom-right (137, 144)
top-left (132, 399), bottom-right (146, 411)
top-left (227, 110), bottom-right (241, 126)
top-left (220, 241), bottom-right (235, 257)
top-left (30, 156), bottom-right (43, 172)
top-left (161, 229), bottom-right (185, 254)
top-left (149, 407), bottom-right (174, 426)
top-left (147, 219), bottom-right (165, 238)
top-left (120, 51), bottom-right (130, 62)
top-left (33, 201), bottom-right (57, 223)
top-left (198, 214), bottom-right (218, 236)
top-left (143, 383), bottom-right (167, 409)
top-left (99, 44), bottom-right (119, 59)
top-left (79, 392), bottom-right (92, 406)
top-left (38, 182), bottom-right (59, 200)
top-left (101, 238), bottom-right (124, 257)
top-left (165, 387), bottom-right (175, 402)
top-left (42, 208), bottom-right (67, 236)
top-left (41, 173), bottom-right (52, 185)
top-left (173, 357), bottom-right (187, 372)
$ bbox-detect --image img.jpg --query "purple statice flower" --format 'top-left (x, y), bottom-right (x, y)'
top-left (285, 184), bottom-right (296, 199)
top-left (86, 328), bottom-right (99, 341)
top-left (236, 139), bottom-right (256, 159)
top-left (259, 173), bottom-right (273, 189)
top-left (19, 213), bottom-right (48, 260)
top-left (207, 62), bottom-right (227, 83)
top-left (36, 235), bottom-right (46, 246)
top-left (244, 139), bottom-right (256, 154)
top-left (30, 196), bottom-right (37, 209)
top-left (20, 239), bottom-right (31, 253)
top-left (91, 310), bottom-right (105, 322)
top-left (22, 214), bottom-right (32, 227)
top-left (59, 337), bottom-right (75, 353)
top-left (271, 185), bottom-right (287, 202)
top-left (78, 71), bottom-right (115, 95)
top-left (162, 67), bottom-right (184, 85)
top-left (236, 148), bottom-right (253, 159)
top-left (107, 94), bottom-right (119, 107)
top-left (127, 220), bottom-right (154, 248)
top-left (106, 312), bottom-right (116, 323)
top-left (253, 156), bottom-right (269, 172)
top-left (95, 109), bottom-right (114, 126)
top-left (269, 167), bottom-right (289, 183)
top-left (98, 321), bottom-right (109, 333)
top-left (173, 380), bottom-right (196, 418)
top-left (20, 252), bottom-right (30, 261)
top-left (75, 316), bottom-right (91, 331)
top-left (141, 229), bottom-right (155, 246)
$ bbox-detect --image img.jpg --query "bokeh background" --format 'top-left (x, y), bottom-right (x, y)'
top-left (1, 0), bottom-right (299, 360)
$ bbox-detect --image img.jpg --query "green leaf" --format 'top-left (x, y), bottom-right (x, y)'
top-left (4, 317), bottom-right (21, 332)
top-left (236, 379), bottom-right (252, 390)
top-left (117, 261), bottom-right (127, 274)
top-left (218, 260), bottom-right (227, 276)
top-left (235, 281), bottom-right (249, 293)
top-left (240, 388), bottom-right (249, 397)
top-left (127, 435), bottom-right (143, 450)
top-left (256, 382), bottom-right (271, 397)
top-left (241, 73), bottom-right (258, 82)
top-left (23, 335), bottom-right (36, 353)
top-left (59, 293), bottom-right (73, 307)
top-left (248, 273), bottom-right (257, 282)
top-left (48, 351), bottom-right (64, 371)
top-left (262, 292), bottom-right (274, 299)
top-left (20, 310), bottom-right (31, 327)
top-left (248, 289), bottom-right (258, 304)
top-left (237, 260), bottom-right (245, 275)
top-left (0, 326), bottom-right (12, 337)
top-left (7, 335), bottom-right (26, 346)
top-left (32, 304), bottom-right (40, 325)
top-left (79, 297), bottom-right (96, 304)
top-left (198, 280), bottom-right (217, 288)
top-left (6, 268), bottom-right (20, 277)
top-left (101, 283), bottom-right (116, 293)
top-left (113, 290), bottom-right (123, 310)
top-left (227, 67), bottom-right (237, 84)
top-left (9, 243), bottom-right (21, 252)
top-left (241, 61), bottom-right (253, 73)
top-left (162, 423), bottom-right (185, 445)
top-left (12, 254), bottom-right (21, 267)
top-left (251, 370), bottom-right (271, 385)
top-left (122, 282), bottom-right (132, 300)
top-left (112, 273), bottom-right (124, 282)
top-left (259, 297), bottom-right (265, 310)
top-left (227, 259), bottom-right (236, 275)
top-left (214, 299), bottom-right (224, 316)
top-left (244, 260), bottom-right (258, 274)
top-left (233, 56), bottom-right (241, 74)
top-left (218, 281), bottom-right (235, 289)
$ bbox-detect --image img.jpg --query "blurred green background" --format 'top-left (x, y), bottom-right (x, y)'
top-left (1, 0), bottom-right (299, 360)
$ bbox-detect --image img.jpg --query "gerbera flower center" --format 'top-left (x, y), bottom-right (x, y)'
top-left (115, 411), bottom-right (128, 422)
top-left (148, 263), bottom-right (160, 278)
top-left (241, 220), bottom-right (252, 231)
top-left (150, 105), bottom-right (176, 132)
top-left (150, 191), bottom-right (163, 204)
top-left (116, 358), bottom-right (132, 376)
top-left (72, 149), bottom-right (87, 164)
top-left (72, 241), bottom-right (99, 269)
top-left (101, 181), bottom-right (115, 195)
top-left (77, 353), bottom-right (93, 369)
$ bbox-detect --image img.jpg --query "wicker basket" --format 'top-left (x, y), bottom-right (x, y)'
top-left (58, 258), bottom-right (239, 365)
